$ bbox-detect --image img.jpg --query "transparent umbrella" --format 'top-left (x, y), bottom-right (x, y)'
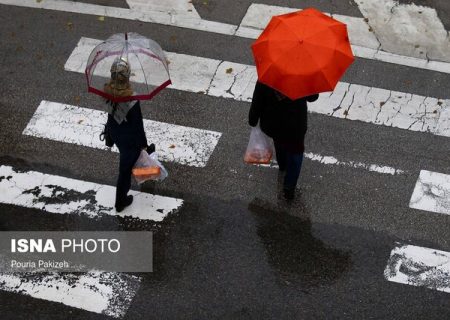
top-left (85, 32), bottom-right (171, 102)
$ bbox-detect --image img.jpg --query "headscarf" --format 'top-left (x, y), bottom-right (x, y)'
top-left (104, 57), bottom-right (133, 98)
top-left (104, 57), bottom-right (136, 124)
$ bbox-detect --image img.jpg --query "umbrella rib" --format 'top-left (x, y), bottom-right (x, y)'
top-left (302, 44), bottom-right (339, 87)
top-left (111, 44), bottom-right (129, 96)
top-left (258, 40), bottom-right (302, 79)
top-left (87, 43), bottom-right (106, 85)
top-left (275, 43), bottom-right (331, 95)
top-left (128, 42), bottom-right (150, 94)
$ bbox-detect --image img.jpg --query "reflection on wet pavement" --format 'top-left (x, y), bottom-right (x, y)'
top-left (249, 198), bottom-right (351, 286)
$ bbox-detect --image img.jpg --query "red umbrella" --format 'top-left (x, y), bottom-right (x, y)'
top-left (251, 8), bottom-right (355, 100)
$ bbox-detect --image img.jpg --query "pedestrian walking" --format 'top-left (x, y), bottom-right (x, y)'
top-left (85, 32), bottom-right (171, 212)
top-left (104, 58), bottom-right (155, 212)
top-left (248, 8), bottom-right (355, 200)
top-left (249, 81), bottom-right (318, 200)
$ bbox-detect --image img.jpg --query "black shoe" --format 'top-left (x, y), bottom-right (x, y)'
top-left (146, 143), bottom-right (155, 155)
top-left (283, 188), bottom-right (295, 200)
top-left (115, 195), bottom-right (133, 212)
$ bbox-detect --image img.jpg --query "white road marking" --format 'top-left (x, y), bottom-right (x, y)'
top-left (305, 152), bottom-right (404, 175)
top-left (23, 101), bottom-right (222, 168)
top-left (384, 244), bottom-right (450, 293)
top-left (2, 0), bottom-right (450, 73)
top-left (259, 152), bottom-right (405, 175)
top-left (355, 0), bottom-right (450, 63)
top-left (435, 106), bottom-right (450, 137)
top-left (0, 271), bottom-right (140, 318)
top-left (126, 0), bottom-right (200, 19)
top-left (66, 37), bottom-right (256, 101)
top-left (236, 3), bottom-right (450, 74)
top-left (236, 4), bottom-right (380, 49)
top-left (66, 38), bottom-right (450, 138)
top-left (0, 165), bottom-right (183, 221)
top-left (0, 0), bottom-right (236, 35)
top-left (409, 170), bottom-right (450, 215)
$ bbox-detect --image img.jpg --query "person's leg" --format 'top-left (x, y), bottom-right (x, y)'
top-left (273, 139), bottom-right (287, 171)
top-left (283, 152), bottom-right (304, 199)
top-left (116, 148), bottom-right (141, 209)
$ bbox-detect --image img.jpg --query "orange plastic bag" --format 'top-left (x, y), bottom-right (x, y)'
top-left (244, 126), bottom-right (273, 164)
top-left (132, 150), bottom-right (168, 184)
top-left (132, 166), bottom-right (161, 181)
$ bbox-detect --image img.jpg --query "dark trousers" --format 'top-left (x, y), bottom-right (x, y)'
top-left (274, 140), bottom-right (304, 190)
top-left (115, 145), bottom-right (141, 206)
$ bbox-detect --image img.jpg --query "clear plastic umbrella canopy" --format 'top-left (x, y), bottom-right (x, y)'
top-left (85, 32), bottom-right (171, 102)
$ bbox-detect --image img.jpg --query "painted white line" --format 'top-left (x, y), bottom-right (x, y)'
top-left (65, 38), bottom-right (256, 101)
top-left (317, 82), bottom-right (447, 135)
top-left (23, 101), bottom-right (221, 168)
top-left (236, 0), bottom-right (450, 73)
top-left (259, 152), bottom-right (405, 175)
top-left (350, 45), bottom-right (450, 74)
top-left (66, 37), bottom-right (450, 137)
top-left (236, 4), bottom-right (380, 50)
top-left (3, 0), bottom-right (450, 73)
top-left (126, 0), bottom-right (200, 19)
top-left (355, 0), bottom-right (450, 63)
top-left (0, 271), bottom-right (140, 318)
top-left (0, 165), bottom-right (183, 221)
top-left (384, 244), bottom-right (450, 293)
top-left (0, 0), bottom-right (236, 35)
top-left (435, 105), bottom-right (450, 137)
top-left (305, 152), bottom-right (404, 175)
top-left (409, 170), bottom-right (450, 215)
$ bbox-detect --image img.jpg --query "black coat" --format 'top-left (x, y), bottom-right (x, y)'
top-left (107, 100), bottom-right (148, 151)
top-left (248, 82), bottom-right (319, 141)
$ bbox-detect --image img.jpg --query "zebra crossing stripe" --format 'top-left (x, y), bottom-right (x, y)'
top-left (409, 170), bottom-right (450, 215)
top-left (66, 37), bottom-right (450, 138)
top-left (236, 4), bottom-right (379, 49)
top-left (24, 101), bottom-right (405, 176)
top-left (0, 271), bottom-right (140, 318)
top-left (384, 244), bottom-right (450, 293)
top-left (0, 165), bottom-right (183, 221)
top-left (236, 3), bottom-right (450, 74)
top-left (259, 152), bottom-right (404, 175)
top-left (23, 101), bottom-right (221, 168)
top-left (0, 0), bottom-right (236, 35)
top-left (2, 0), bottom-right (450, 73)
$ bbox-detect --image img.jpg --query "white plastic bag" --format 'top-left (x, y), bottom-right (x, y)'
top-left (132, 150), bottom-right (168, 184)
top-left (244, 126), bottom-right (273, 164)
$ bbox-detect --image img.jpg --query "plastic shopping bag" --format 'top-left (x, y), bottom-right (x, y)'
top-left (132, 150), bottom-right (168, 184)
top-left (244, 126), bottom-right (273, 164)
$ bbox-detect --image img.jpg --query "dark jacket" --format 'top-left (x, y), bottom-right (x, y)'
top-left (107, 100), bottom-right (148, 150)
top-left (248, 82), bottom-right (319, 141)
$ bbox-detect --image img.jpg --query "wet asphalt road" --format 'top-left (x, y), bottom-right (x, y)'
top-left (0, 1), bottom-right (450, 319)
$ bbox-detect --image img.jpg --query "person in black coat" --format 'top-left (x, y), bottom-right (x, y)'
top-left (248, 81), bottom-right (319, 200)
top-left (107, 101), bottom-right (150, 212)
top-left (104, 58), bottom-right (154, 212)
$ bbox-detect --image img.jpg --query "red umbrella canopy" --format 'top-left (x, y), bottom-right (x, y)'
top-left (251, 8), bottom-right (355, 100)
top-left (85, 32), bottom-right (171, 103)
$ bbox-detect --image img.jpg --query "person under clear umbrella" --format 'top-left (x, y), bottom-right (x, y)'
top-left (249, 81), bottom-right (318, 200)
top-left (105, 58), bottom-right (154, 212)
